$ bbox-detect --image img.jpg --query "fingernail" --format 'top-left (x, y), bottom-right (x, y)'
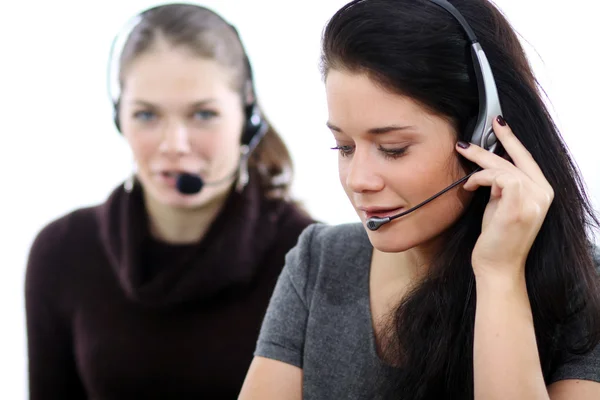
top-left (457, 141), bottom-right (470, 149)
top-left (496, 115), bottom-right (506, 126)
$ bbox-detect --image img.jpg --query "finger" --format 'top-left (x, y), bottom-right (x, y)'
top-left (464, 169), bottom-right (523, 213)
top-left (464, 168), bottom-right (553, 216)
top-left (493, 171), bottom-right (524, 216)
top-left (463, 167), bottom-right (529, 197)
top-left (462, 168), bottom-right (510, 192)
top-left (456, 140), bottom-right (516, 172)
top-left (494, 172), bottom-right (553, 226)
top-left (492, 116), bottom-right (548, 185)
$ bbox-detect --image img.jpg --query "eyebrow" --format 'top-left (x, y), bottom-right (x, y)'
top-left (133, 99), bottom-right (218, 108)
top-left (326, 122), bottom-right (416, 135)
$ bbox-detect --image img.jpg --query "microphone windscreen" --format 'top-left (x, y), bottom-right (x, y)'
top-left (176, 173), bottom-right (204, 195)
top-left (366, 217), bottom-right (389, 231)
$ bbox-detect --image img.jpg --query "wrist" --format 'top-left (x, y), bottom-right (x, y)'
top-left (473, 263), bottom-right (527, 293)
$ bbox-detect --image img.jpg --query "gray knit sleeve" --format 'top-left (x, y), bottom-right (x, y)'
top-left (550, 342), bottom-right (600, 384)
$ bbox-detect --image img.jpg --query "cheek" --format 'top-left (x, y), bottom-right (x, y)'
top-left (384, 160), bottom-right (435, 199)
top-left (409, 158), bottom-right (473, 226)
top-left (126, 135), bottom-right (157, 164)
top-left (338, 160), bottom-right (346, 182)
top-left (338, 161), bottom-right (351, 193)
top-left (387, 149), bottom-right (465, 205)
top-left (192, 135), bottom-right (220, 158)
top-left (192, 125), bottom-right (241, 165)
top-left (414, 145), bottom-right (464, 189)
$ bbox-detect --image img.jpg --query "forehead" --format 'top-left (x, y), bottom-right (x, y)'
top-left (325, 70), bottom-right (427, 123)
top-left (121, 46), bottom-right (238, 102)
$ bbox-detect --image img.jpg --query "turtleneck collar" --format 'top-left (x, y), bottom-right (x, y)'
top-left (96, 171), bottom-right (287, 308)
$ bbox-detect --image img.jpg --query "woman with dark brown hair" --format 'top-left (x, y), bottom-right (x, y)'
top-left (240, 0), bottom-right (600, 399)
top-left (24, 4), bottom-right (313, 399)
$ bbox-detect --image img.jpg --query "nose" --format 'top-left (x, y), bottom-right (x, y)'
top-left (159, 120), bottom-right (191, 156)
top-left (344, 147), bottom-right (384, 193)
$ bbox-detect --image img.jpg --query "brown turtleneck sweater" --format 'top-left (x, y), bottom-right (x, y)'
top-left (24, 173), bottom-right (314, 399)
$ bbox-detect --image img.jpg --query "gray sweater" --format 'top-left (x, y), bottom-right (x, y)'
top-left (254, 223), bottom-right (600, 399)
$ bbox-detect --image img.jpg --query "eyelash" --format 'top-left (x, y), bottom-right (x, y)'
top-left (380, 146), bottom-right (408, 160)
top-left (330, 145), bottom-right (408, 159)
top-left (330, 145), bottom-right (354, 157)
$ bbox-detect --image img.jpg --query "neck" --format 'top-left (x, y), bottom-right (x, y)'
top-left (143, 188), bottom-right (231, 244)
top-left (372, 250), bottom-right (425, 284)
top-left (372, 236), bottom-right (444, 283)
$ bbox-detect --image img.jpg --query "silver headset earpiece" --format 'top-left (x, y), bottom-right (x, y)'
top-left (469, 42), bottom-right (502, 153)
top-left (429, 0), bottom-right (503, 153)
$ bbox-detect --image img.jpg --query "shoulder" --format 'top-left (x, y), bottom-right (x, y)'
top-left (301, 221), bottom-right (368, 252)
top-left (551, 338), bottom-right (600, 384)
top-left (549, 244), bottom-right (600, 383)
top-left (26, 205), bottom-right (100, 287)
top-left (292, 222), bottom-right (370, 266)
top-left (29, 206), bottom-right (99, 255)
top-left (282, 222), bottom-right (370, 300)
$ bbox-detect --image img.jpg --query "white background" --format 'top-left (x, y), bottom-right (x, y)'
top-left (1, 0), bottom-right (598, 397)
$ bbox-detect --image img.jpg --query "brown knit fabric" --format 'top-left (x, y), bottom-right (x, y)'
top-left (25, 172), bottom-right (314, 399)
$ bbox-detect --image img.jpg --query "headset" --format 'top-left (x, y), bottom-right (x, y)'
top-left (106, 4), bottom-right (268, 194)
top-left (366, 0), bottom-right (504, 231)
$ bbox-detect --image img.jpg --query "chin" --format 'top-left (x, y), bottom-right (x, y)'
top-left (365, 229), bottom-right (419, 253)
top-left (168, 196), bottom-right (205, 209)
top-left (164, 185), bottom-right (231, 210)
top-left (152, 192), bottom-right (200, 209)
top-left (361, 218), bottom-right (443, 254)
top-left (143, 184), bottom-right (204, 209)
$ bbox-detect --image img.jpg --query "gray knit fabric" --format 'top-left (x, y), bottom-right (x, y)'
top-left (255, 223), bottom-right (600, 399)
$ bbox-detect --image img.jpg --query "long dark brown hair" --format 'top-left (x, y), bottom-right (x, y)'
top-left (321, 0), bottom-right (600, 398)
top-left (118, 3), bottom-right (294, 199)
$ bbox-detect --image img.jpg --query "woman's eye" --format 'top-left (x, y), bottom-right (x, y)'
top-left (133, 110), bottom-right (156, 121)
top-left (194, 110), bottom-right (218, 120)
top-left (331, 145), bottom-right (355, 157)
top-left (379, 146), bottom-right (408, 160)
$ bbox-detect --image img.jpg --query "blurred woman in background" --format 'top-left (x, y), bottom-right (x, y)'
top-left (24, 4), bottom-right (313, 399)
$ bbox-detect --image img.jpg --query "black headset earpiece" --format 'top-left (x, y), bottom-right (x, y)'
top-left (238, 46), bottom-right (268, 150)
top-left (241, 102), bottom-right (267, 147)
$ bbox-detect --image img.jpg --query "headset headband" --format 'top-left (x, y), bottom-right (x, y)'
top-left (106, 5), bottom-right (257, 106)
top-left (429, 0), bottom-right (503, 152)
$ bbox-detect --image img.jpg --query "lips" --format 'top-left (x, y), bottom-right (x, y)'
top-left (154, 169), bottom-right (198, 188)
top-left (360, 207), bottom-right (405, 220)
top-left (155, 169), bottom-right (199, 178)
